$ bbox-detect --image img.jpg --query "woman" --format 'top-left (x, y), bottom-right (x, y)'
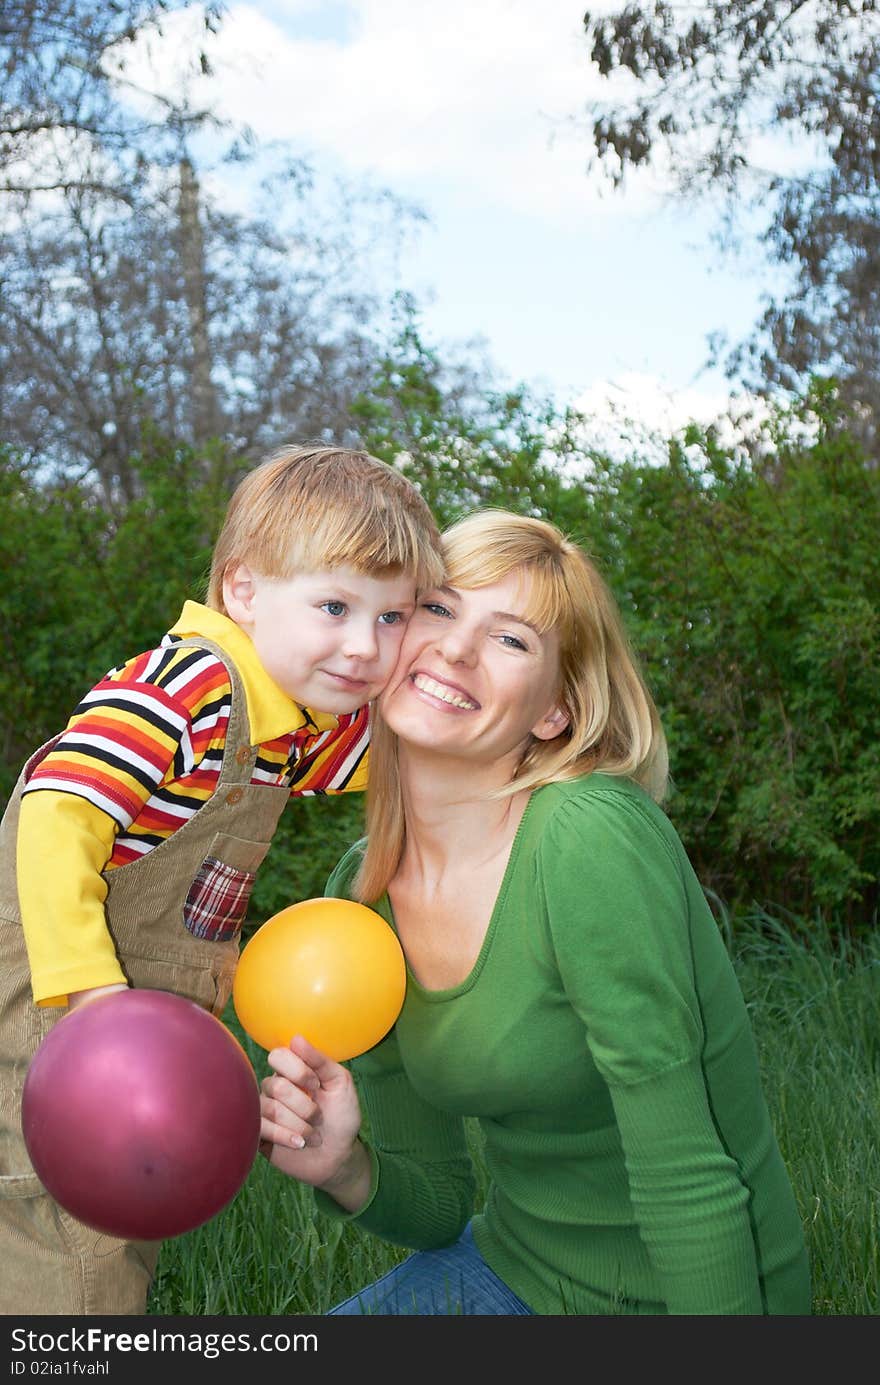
top-left (259, 509), bottom-right (812, 1315)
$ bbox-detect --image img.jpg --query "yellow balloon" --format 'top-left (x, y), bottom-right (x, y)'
top-left (232, 898), bottom-right (406, 1060)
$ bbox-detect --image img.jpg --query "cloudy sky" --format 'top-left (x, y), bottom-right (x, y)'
top-left (133, 0), bottom-right (779, 439)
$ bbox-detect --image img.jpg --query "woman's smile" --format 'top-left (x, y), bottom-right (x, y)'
top-left (409, 672), bottom-right (480, 711)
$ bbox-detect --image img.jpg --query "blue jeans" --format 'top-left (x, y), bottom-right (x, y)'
top-left (327, 1221), bottom-right (534, 1315)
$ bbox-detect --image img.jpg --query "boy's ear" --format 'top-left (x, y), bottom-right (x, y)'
top-left (531, 703), bottom-right (570, 742)
top-left (222, 563), bottom-right (257, 624)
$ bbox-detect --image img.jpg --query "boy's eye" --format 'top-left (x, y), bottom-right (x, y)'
top-left (321, 601), bottom-right (347, 617)
top-left (379, 611), bottom-right (407, 626)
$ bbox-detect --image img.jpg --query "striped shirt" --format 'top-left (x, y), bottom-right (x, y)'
top-left (22, 612), bottom-right (369, 870)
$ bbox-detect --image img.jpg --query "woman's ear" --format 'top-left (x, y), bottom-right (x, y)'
top-left (531, 704), bottom-right (570, 742)
top-left (222, 563), bottom-right (257, 626)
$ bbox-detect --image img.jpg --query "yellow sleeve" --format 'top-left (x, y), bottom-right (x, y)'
top-left (17, 791), bottom-right (129, 1007)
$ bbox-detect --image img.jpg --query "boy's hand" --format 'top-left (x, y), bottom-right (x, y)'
top-left (259, 1034), bottom-right (371, 1210)
top-left (67, 982), bottom-right (129, 1010)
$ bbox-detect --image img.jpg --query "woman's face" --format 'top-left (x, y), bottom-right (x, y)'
top-left (379, 571), bottom-right (569, 767)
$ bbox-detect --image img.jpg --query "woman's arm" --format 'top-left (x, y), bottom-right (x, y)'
top-left (260, 1029), bottom-right (477, 1251)
top-left (540, 781), bottom-right (767, 1313)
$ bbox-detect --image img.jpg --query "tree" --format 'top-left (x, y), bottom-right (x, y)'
top-left (581, 2), bottom-right (880, 434)
top-left (0, 2), bottom-right (430, 499)
top-left (0, 0), bottom-right (222, 199)
top-left (0, 157), bottom-right (423, 499)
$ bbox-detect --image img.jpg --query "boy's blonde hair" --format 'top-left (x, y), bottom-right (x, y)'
top-left (355, 508), bottom-right (668, 902)
top-left (207, 445), bottom-right (444, 611)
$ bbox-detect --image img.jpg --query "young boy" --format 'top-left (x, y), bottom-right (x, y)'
top-left (0, 444), bottom-right (443, 1316)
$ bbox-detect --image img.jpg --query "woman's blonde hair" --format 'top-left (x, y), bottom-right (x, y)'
top-left (207, 445), bottom-right (444, 611)
top-left (354, 508), bottom-right (668, 902)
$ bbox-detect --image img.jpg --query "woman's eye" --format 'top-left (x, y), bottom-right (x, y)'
top-left (321, 601), bottom-right (347, 617)
top-left (499, 634), bottom-right (528, 651)
top-left (422, 602), bottom-right (453, 618)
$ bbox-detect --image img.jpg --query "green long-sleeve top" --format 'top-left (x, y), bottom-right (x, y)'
top-left (318, 774), bottom-right (811, 1315)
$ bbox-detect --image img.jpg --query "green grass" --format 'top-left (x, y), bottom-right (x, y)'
top-left (147, 909), bottom-right (880, 1316)
top-left (729, 908), bottom-right (880, 1316)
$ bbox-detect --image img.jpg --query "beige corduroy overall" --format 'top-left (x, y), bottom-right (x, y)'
top-left (0, 638), bottom-right (291, 1315)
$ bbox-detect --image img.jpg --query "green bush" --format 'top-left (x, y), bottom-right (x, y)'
top-left (0, 435), bottom-right (234, 800)
top-left (571, 385), bottom-right (879, 931)
top-left (3, 378), bottom-right (878, 931)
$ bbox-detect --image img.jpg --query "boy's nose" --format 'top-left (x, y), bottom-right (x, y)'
top-left (343, 622), bottom-right (380, 662)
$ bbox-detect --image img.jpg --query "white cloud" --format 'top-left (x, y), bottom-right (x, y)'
top-left (119, 0), bottom-right (664, 221)
top-left (571, 372), bottom-right (771, 462)
top-left (109, 2), bottom-right (781, 422)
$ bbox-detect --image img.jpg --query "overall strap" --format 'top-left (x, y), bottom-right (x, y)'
top-left (171, 636), bottom-right (258, 786)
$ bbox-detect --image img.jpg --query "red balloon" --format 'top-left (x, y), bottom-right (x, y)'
top-left (21, 989), bottom-right (260, 1241)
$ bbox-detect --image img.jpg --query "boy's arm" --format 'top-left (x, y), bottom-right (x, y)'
top-left (16, 644), bottom-right (229, 1006)
top-left (17, 791), bottom-right (129, 1007)
top-left (289, 705), bottom-right (371, 795)
top-left (340, 747), bottom-right (368, 794)
top-left (336, 747), bottom-right (368, 794)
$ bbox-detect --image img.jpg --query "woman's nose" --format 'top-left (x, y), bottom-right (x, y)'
top-left (436, 627), bottom-right (478, 666)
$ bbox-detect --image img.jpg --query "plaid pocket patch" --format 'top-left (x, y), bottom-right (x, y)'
top-left (183, 856), bottom-right (255, 942)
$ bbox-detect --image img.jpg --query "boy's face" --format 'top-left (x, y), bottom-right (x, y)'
top-left (223, 563), bottom-right (417, 713)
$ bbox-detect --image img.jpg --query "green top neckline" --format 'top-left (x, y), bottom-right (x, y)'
top-left (383, 787), bottom-right (538, 1003)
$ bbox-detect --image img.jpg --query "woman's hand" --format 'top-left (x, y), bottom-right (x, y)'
top-left (259, 1034), bottom-right (371, 1211)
